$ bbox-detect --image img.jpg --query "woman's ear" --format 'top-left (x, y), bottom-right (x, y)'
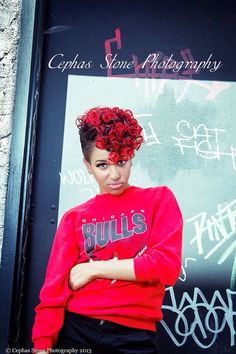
top-left (83, 158), bottom-right (93, 174)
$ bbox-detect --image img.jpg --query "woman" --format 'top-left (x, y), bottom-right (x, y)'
top-left (32, 107), bottom-right (183, 354)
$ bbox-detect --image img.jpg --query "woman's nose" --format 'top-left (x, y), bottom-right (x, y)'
top-left (109, 165), bottom-right (121, 180)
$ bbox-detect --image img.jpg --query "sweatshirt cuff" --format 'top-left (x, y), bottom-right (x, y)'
top-left (33, 337), bottom-right (54, 351)
top-left (134, 256), bottom-right (159, 283)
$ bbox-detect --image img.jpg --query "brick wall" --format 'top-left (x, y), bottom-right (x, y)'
top-left (0, 0), bottom-right (22, 263)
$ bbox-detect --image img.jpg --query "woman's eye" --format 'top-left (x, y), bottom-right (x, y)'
top-left (96, 163), bottom-right (107, 169)
top-left (117, 160), bottom-right (126, 166)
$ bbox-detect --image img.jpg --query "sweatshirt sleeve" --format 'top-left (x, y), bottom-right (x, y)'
top-left (32, 210), bottom-right (79, 350)
top-left (133, 186), bottom-right (183, 286)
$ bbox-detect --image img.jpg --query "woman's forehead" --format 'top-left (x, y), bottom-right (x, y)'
top-left (90, 146), bottom-right (110, 161)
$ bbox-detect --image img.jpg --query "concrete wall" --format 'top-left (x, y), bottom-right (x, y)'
top-left (0, 0), bottom-right (22, 263)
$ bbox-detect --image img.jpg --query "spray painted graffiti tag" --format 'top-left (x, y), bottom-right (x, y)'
top-left (161, 287), bottom-right (236, 348)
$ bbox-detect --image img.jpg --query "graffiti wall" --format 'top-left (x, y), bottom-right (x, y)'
top-left (58, 74), bottom-right (236, 353)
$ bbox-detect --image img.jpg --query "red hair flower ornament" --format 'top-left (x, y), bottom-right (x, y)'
top-left (76, 107), bottom-right (144, 164)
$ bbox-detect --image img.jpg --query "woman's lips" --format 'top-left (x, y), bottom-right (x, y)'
top-left (108, 183), bottom-right (123, 190)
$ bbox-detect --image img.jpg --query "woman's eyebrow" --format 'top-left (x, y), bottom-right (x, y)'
top-left (95, 159), bottom-right (107, 163)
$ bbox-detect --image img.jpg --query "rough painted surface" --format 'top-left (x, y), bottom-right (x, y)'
top-left (0, 0), bottom-right (22, 264)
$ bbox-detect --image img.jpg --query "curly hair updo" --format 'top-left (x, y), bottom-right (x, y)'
top-left (76, 107), bottom-right (144, 164)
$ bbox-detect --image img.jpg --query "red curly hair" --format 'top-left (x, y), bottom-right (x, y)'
top-left (76, 107), bottom-right (144, 164)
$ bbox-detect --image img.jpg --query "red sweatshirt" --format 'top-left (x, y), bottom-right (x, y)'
top-left (32, 185), bottom-right (183, 350)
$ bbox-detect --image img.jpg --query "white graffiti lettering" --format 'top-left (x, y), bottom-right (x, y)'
top-left (172, 120), bottom-right (236, 172)
top-left (187, 199), bottom-right (236, 288)
top-left (59, 169), bottom-right (95, 186)
top-left (179, 257), bottom-right (197, 282)
top-left (161, 287), bottom-right (236, 348)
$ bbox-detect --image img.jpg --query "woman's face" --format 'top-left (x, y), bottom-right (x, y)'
top-left (84, 146), bottom-right (132, 195)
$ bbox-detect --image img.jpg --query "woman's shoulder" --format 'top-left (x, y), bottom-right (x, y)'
top-left (134, 185), bottom-right (178, 204)
top-left (134, 184), bottom-right (174, 195)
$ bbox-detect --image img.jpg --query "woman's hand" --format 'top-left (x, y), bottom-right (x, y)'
top-left (69, 262), bottom-right (95, 290)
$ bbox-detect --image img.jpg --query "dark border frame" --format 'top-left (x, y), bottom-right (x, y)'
top-left (0, 0), bottom-right (46, 350)
top-left (0, 1), bottom-right (236, 352)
